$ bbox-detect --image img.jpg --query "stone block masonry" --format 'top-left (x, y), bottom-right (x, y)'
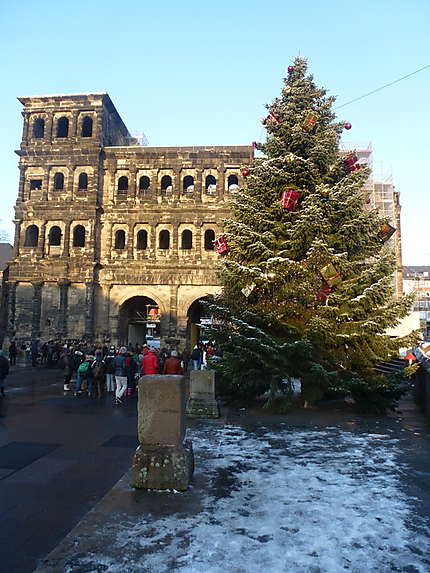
top-left (6, 92), bottom-right (253, 348)
top-left (186, 369), bottom-right (220, 418)
top-left (131, 375), bottom-right (194, 490)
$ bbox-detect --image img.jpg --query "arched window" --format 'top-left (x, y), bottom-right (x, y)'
top-left (118, 176), bottom-right (129, 192)
top-left (205, 174), bottom-right (216, 192)
top-left (78, 173), bottom-right (88, 190)
top-left (161, 175), bottom-right (172, 194)
top-left (159, 230), bottom-right (170, 249)
top-left (139, 176), bottom-right (150, 192)
top-left (24, 225), bottom-right (39, 247)
top-left (204, 229), bottom-right (215, 250)
top-left (54, 172), bottom-right (64, 191)
top-left (33, 118), bottom-right (45, 139)
top-left (181, 230), bottom-right (193, 249)
top-left (56, 116), bottom-right (69, 138)
top-left (81, 116), bottom-right (93, 137)
top-left (136, 229), bottom-right (148, 250)
top-left (115, 230), bottom-right (126, 250)
top-left (73, 225), bottom-right (86, 247)
top-left (48, 226), bottom-right (62, 246)
top-left (183, 175), bottom-right (194, 193)
top-left (228, 174), bottom-right (239, 190)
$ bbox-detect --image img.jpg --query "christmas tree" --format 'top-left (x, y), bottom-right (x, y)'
top-left (206, 57), bottom-right (416, 410)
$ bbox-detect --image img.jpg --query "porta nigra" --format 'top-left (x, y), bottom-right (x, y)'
top-left (7, 93), bottom-right (252, 348)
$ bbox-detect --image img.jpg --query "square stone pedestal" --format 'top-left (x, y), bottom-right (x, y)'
top-left (131, 375), bottom-right (194, 490)
top-left (186, 370), bottom-right (219, 418)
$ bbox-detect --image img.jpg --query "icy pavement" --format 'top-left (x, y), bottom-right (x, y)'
top-left (39, 423), bottom-right (430, 573)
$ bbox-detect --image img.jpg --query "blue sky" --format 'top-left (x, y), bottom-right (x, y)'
top-left (1, 0), bottom-right (429, 264)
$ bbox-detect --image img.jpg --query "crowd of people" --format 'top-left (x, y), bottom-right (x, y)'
top-left (2, 339), bottom-right (220, 405)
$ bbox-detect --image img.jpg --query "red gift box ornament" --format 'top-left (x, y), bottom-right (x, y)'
top-left (213, 235), bottom-right (230, 254)
top-left (344, 153), bottom-right (358, 172)
top-left (303, 112), bottom-right (317, 131)
top-left (377, 222), bottom-right (396, 243)
top-left (281, 188), bottom-right (301, 211)
top-left (262, 112), bottom-right (280, 126)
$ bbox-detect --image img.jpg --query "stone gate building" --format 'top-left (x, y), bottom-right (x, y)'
top-left (7, 93), bottom-right (252, 348)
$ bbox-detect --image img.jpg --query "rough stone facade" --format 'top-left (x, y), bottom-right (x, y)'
top-left (7, 93), bottom-right (252, 348)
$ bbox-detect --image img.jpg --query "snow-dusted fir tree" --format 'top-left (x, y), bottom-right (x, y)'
top-left (206, 57), bottom-right (416, 408)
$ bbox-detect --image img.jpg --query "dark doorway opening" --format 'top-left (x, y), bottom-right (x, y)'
top-left (187, 297), bottom-right (211, 349)
top-left (119, 296), bottom-right (161, 347)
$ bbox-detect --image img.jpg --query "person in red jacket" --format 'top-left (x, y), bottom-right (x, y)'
top-left (142, 346), bottom-right (159, 375)
top-left (163, 350), bottom-right (183, 375)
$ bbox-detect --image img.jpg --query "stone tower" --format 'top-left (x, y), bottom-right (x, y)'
top-left (7, 93), bottom-right (252, 348)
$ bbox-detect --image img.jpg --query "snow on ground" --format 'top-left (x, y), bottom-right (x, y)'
top-left (67, 424), bottom-right (430, 573)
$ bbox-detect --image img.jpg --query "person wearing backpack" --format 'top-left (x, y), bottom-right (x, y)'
top-left (104, 348), bottom-right (116, 393)
top-left (91, 350), bottom-right (106, 399)
top-left (74, 354), bottom-right (94, 396)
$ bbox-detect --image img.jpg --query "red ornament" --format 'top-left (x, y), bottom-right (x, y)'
top-left (262, 112), bottom-right (280, 126)
top-left (344, 122), bottom-right (352, 130)
top-left (252, 141), bottom-right (258, 148)
top-left (316, 285), bottom-right (332, 303)
top-left (281, 189), bottom-right (301, 211)
top-left (241, 168), bottom-right (250, 177)
top-left (213, 235), bottom-right (230, 254)
top-left (288, 66), bottom-right (295, 73)
top-left (344, 153), bottom-right (358, 172)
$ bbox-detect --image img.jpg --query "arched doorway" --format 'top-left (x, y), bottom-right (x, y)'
top-left (187, 297), bottom-right (212, 349)
top-left (119, 296), bottom-right (161, 347)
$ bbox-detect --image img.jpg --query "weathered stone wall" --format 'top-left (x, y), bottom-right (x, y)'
top-left (7, 93), bottom-right (253, 346)
top-left (14, 283), bottom-right (34, 340)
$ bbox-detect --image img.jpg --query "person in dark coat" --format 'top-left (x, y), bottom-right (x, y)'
top-left (8, 341), bottom-right (17, 366)
top-left (62, 348), bottom-right (73, 391)
top-left (0, 350), bottom-right (10, 397)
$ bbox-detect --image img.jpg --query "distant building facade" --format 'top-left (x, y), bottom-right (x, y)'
top-left (6, 95), bottom-right (402, 348)
top-left (403, 266), bottom-right (430, 340)
top-left (7, 94), bottom-right (252, 348)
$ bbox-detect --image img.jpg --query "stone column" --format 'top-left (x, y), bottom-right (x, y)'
top-left (129, 167), bottom-right (137, 203)
top-left (6, 281), bottom-right (17, 339)
top-left (63, 222), bottom-right (71, 258)
top-left (168, 284), bottom-right (179, 339)
top-left (38, 222), bottom-right (47, 258)
top-left (31, 282), bottom-right (43, 340)
top-left (84, 282), bottom-right (95, 341)
top-left (195, 169), bottom-right (203, 202)
top-left (57, 280), bottom-right (70, 338)
top-left (12, 220), bottom-right (21, 258)
top-left (101, 284), bottom-right (112, 342)
top-left (131, 375), bottom-right (194, 490)
top-left (186, 370), bottom-right (219, 418)
top-left (21, 111), bottom-right (30, 145)
top-left (46, 112), bottom-right (54, 141)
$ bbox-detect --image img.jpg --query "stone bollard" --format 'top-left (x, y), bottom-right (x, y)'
top-left (186, 369), bottom-right (219, 418)
top-left (131, 375), bottom-right (194, 491)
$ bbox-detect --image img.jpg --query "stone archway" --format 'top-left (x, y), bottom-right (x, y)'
top-left (118, 296), bottom-right (161, 347)
top-left (186, 297), bottom-right (213, 350)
